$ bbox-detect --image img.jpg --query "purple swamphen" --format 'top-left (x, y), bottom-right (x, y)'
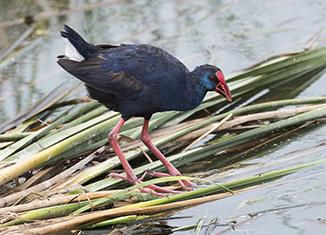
top-left (57, 25), bottom-right (232, 194)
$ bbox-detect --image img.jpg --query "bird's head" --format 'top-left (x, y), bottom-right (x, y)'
top-left (194, 65), bottom-right (232, 102)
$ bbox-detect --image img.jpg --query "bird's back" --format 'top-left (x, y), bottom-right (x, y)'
top-left (102, 44), bottom-right (189, 85)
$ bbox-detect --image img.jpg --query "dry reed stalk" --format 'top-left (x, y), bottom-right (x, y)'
top-left (218, 104), bottom-right (326, 130)
top-left (15, 191), bottom-right (238, 234)
top-left (183, 114), bottom-right (233, 151)
top-left (0, 147), bottom-right (105, 207)
top-left (0, 190), bottom-right (121, 214)
top-left (15, 166), bottom-right (57, 191)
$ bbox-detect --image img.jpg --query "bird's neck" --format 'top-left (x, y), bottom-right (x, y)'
top-left (179, 71), bottom-right (208, 110)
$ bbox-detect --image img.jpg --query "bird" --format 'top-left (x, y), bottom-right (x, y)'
top-left (57, 25), bottom-right (232, 194)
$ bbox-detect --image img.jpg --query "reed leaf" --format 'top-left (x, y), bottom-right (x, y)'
top-left (1, 176), bottom-right (190, 226)
top-left (84, 105), bottom-right (326, 192)
top-left (6, 159), bottom-right (323, 233)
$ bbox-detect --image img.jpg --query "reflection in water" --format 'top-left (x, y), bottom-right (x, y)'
top-left (0, 0), bottom-right (325, 234)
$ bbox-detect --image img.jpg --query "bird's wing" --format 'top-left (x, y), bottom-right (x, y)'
top-left (57, 57), bottom-right (144, 99)
top-left (100, 44), bottom-right (189, 86)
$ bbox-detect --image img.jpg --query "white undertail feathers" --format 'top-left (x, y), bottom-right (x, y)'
top-left (64, 38), bottom-right (84, 62)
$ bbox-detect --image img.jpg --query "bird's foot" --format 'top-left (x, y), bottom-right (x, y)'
top-left (144, 170), bottom-right (195, 191)
top-left (109, 172), bottom-right (181, 196)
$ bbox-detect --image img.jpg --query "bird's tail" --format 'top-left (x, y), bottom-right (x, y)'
top-left (60, 25), bottom-right (98, 61)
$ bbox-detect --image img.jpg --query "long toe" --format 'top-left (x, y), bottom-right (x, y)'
top-left (144, 170), bottom-right (195, 191)
top-left (146, 184), bottom-right (182, 194)
top-left (139, 185), bottom-right (183, 196)
top-left (109, 171), bottom-right (182, 196)
top-left (145, 170), bottom-right (171, 178)
top-left (178, 179), bottom-right (195, 191)
top-left (109, 172), bottom-right (128, 181)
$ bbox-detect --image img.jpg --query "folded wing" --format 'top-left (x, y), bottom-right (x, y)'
top-left (57, 57), bottom-right (144, 100)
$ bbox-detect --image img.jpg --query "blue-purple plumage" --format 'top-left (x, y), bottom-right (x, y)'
top-left (57, 25), bottom-right (225, 119)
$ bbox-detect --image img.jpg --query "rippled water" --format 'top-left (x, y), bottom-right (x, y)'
top-left (0, 0), bottom-right (326, 234)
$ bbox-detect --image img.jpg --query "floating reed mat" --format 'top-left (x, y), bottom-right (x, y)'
top-left (0, 47), bottom-right (326, 233)
top-left (0, 160), bottom-right (325, 234)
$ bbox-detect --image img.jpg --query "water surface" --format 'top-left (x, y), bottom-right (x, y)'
top-left (0, 0), bottom-right (325, 234)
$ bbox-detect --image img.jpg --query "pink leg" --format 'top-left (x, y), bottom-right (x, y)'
top-left (109, 118), bottom-right (181, 195)
top-left (109, 118), bottom-right (138, 183)
top-left (141, 119), bottom-right (194, 189)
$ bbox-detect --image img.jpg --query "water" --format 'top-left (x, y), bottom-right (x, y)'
top-left (0, 0), bottom-right (326, 234)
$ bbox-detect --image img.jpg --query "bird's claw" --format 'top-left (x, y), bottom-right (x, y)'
top-left (143, 169), bottom-right (195, 191)
top-left (109, 172), bottom-right (182, 196)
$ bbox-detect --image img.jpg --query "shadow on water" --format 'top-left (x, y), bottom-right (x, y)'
top-left (0, 0), bottom-right (326, 234)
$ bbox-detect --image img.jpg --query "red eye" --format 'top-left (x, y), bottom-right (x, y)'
top-left (209, 75), bottom-right (215, 81)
